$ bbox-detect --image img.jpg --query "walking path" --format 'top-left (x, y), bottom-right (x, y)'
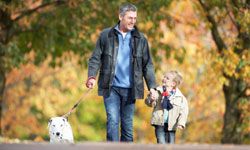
top-left (1, 142), bottom-right (250, 150)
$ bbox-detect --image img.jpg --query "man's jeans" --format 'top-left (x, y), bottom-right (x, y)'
top-left (154, 124), bottom-right (176, 144)
top-left (104, 86), bottom-right (135, 142)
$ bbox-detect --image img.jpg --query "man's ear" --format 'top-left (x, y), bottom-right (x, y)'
top-left (119, 14), bottom-right (123, 21)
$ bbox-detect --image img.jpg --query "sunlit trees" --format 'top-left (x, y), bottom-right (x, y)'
top-left (1, 0), bottom-right (249, 144)
top-left (197, 0), bottom-right (250, 144)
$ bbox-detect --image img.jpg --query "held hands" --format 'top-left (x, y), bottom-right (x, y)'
top-left (149, 89), bottom-right (159, 107)
top-left (150, 88), bottom-right (159, 101)
top-left (86, 77), bottom-right (96, 89)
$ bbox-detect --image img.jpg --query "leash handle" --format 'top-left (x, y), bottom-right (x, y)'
top-left (62, 88), bottom-right (92, 118)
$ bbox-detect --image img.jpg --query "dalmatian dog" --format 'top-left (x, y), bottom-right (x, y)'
top-left (48, 117), bottom-right (74, 143)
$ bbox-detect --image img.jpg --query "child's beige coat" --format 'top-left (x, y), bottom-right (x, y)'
top-left (145, 87), bottom-right (189, 130)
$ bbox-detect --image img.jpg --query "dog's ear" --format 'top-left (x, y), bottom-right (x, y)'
top-left (62, 117), bottom-right (68, 122)
top-left (48, 119), bottom-right (52, 128)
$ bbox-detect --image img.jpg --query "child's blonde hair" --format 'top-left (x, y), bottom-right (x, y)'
top-left (165, 70), bottom-right (183, 87)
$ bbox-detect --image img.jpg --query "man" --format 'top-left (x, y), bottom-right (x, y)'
top-left (86, 3), bottom-right (157, 142)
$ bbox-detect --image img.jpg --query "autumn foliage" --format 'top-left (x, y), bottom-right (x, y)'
top-left (0, 0), bottom-right (249, 144)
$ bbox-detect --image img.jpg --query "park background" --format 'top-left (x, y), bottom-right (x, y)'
top-left (0, 0), bottom-right (249, 144)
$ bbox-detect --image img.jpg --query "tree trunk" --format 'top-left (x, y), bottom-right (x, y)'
top-left (197, 0), bottom-right (250, 143)
top-left (0, 56), bottom-right (6, 136)
top-left (221, 77), bottom-right (247, 144)
top-left (0, 7), bottom-right (9, 136)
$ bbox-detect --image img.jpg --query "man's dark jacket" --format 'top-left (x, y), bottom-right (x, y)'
top-left (88, 24), bottom-right (157, 99)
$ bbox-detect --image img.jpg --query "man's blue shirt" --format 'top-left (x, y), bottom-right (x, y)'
top-left (112, 26), bottom-right (133, 88)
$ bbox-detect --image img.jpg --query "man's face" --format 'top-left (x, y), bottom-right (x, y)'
top-left (119, 11), bottom-right (137, 32)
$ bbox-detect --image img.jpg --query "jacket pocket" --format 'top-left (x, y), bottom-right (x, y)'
top-left (151, 109), bottom-right (164, 125)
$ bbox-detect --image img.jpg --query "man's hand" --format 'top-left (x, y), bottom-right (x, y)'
top-left (86, 77), bottom-right (96, 89)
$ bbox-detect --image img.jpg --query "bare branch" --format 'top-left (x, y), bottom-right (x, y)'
top-left (225, 0), bottom-right (240, 33)
top-left (0, 7), bottom-right (13, 44)
top-left (13, 0), bottom-right (67, 22)
top-left (198, 0), bottom-right (227, 53)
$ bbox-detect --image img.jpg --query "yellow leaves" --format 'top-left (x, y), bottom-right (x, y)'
top-left (2, 0), bottom-right (249, 144)
top-left (185, 43), bottom-right (197, 57)
top-left (138, 21), bottom-right (154, 31)
top-left (238, 98), bottom-right (250, 137)
top-left (212, 48), bottom-right (249, 82)
top-left (3, 52), bottom-right (85, 139)
top-left (219, 49), bottom-right (250, 80)
top-left (78, 31), bottom-right (85, 39)
top-left (90, 29), bottom-right (101, 43)
top-left (33, 94), bottom-right (56, 117)
top-left (219, 76), bottom-right (228, 86)
top-left (33, 136), bottom-right (45, 142)
top-left (238, 50), bottom-right (250, 79)
top-left (158, 21), bottom-right (181, 48)
top-left (145, 21), bottom-right (154, 31)
top-left (238, 9), bottom-right (250, 34)
top-left (222, 49), bottom-right (240, 77)
top-left (74, 124), bottom-right (104, 141)
top-left (68, 0), bottom-right (79, 8)
top-left (161, 28), bottom-right (176, 45)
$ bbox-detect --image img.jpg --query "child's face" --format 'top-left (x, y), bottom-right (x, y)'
top-left (162, 73), bottom-right (176, 88)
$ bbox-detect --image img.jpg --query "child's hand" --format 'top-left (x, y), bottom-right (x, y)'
top-left (151, 99), bottom-right (156, 107)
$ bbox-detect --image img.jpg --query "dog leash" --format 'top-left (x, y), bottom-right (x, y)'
top-left (62, 88), bottom-right (92, 118)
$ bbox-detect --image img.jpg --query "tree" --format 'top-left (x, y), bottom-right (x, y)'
top-left (0, 0), bottom-right (115, 133)
top-left (0, 0), bottom-right (172, 136)
top-left (0, 0), bottom-right (81, 134)
top-left (196, 0), bottom-right (250, 144)
top-left (1, 0), bottom-right (249, 144)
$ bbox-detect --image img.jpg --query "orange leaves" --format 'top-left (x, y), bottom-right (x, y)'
top-left (90, 29), bottom-right (101, 43)
top-left (3, 51), bottom-right (108, 141)
top-left (237, 9), bottom-right (250, 34)
top-left (67, 0), bottom-right (79, 8)
top-left (2, 52), bottom-right (83, 140)
top-left (138, 21), bottom-right (154, 35)
top-left (2, 0), bottom-right (249, 144)
top-left (5, 63), bottom-right (36, 86)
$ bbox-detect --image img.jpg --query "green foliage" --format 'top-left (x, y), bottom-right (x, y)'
top-left (1, 0), bottom-right (174, 71)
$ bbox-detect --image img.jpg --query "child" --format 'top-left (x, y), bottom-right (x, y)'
top-left (145, 70), bottom-right (189, 144)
